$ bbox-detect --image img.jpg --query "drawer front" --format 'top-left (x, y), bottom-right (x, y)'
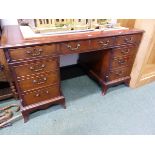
top-left (21, 84), bottom-right (60, 106)
top-left (90, 37), bottom-right (114, 50)
top-left (60, 40), bottom-right (90, 54)
top-left (17, 71), bottom-right (59, 92)
top-left (110, 56), bottom-right (134, 69)
top-left (105, 67), bottom-right (130, 82)
top-left (8, 44), bottom-right (57, 62)
top-left (12, 57), bottom-right (59, 78)
top-left (112, 46), bottom-right (137, 58)
top-left (115, 34), bottom-right (142, 46)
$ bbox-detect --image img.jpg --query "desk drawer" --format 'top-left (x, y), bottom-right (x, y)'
top-left (60, 40), bottom-right (90, 54)
top-left (8, 44), bottom-right (57, 62)
top-left (17, 71), bottom-right (59, 92)
top-left (111, 56), bottom-right (133, 69)
top-left (112, 45), bottom-right (137, 58)
top-left (12, 57), bottom-right (59, 78)
top-left (90, 37), bottom-right (114, 50)
top-left (21, 84), bottom-right (60, 106)
top-left (115, 34), bottom-right (142, 45)
top-left (105, 67), bottom-right (130, 82)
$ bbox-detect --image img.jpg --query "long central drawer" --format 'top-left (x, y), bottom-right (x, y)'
top-left (60, 40), bottom-right (90, 54)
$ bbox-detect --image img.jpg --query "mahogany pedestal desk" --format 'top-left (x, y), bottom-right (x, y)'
top-left (0, 26), bottom-right (144, 122)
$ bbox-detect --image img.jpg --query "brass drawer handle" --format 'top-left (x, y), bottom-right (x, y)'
top-left (66, 43), bottom-right (81, 51)
top-left (105, 75), bottom-right (109, 81)
top-left (30, 64), bottom-right (46, 72)
top-left (115, 71), bottom-right (123, 76)
top-left (33, 77), bottom-right (47, 85)
top-left (35, 93), bottom-right (40, 97)
top-left (26, 48), bottom-right (43, 57)
top-left (121, 49), bottom-right (129, 54)
top-left (118, 60), bottom-right (126, 65)
top-left (116, 59), bottom-right (127, 65)
top-left (0, 64), bottom-right (4, 72)
top-left (35, 90), bottom-right (49, 97)
top-left (124, 37), bottom-right (132, 42)
top-left (98, 40), bottom-right (110, 46)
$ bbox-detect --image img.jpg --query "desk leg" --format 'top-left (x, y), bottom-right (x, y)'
top-left (102, 84), bottom-right (108, 96)
top-left (60, 92), bottom-right (66, 109)
top-left (124, 78), bottom-right (130, 86)
top-left (61, 100), bottom-right (66, 109)
top-left (21, 95), bottom-right (66, 123)
top-left (21, 111), bottom-right (29, 123)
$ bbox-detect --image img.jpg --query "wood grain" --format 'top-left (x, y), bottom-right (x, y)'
top-left (130, 19), bottom-right (155, 88)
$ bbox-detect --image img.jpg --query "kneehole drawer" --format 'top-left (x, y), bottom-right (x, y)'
top-left (60, 40), bottom-right (90, 54)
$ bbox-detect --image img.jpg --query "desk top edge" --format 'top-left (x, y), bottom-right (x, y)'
top-left (0, 25), bottom-right (144, 49)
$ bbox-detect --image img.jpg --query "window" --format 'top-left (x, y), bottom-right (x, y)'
top-left (86, 19), bottom-right (88, 24)
top-left (39, 19), bottom-right (42, 24)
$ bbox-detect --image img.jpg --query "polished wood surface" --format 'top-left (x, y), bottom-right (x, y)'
top-left (0, 25), bottom-right (143, 122)
top-left (112, 45), bottom-right (137, 58)
top-left (0, 25), bottom-right (143, 48)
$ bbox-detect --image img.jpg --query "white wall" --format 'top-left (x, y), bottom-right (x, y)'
top-left (1, 19), bottom-right (18, 27)
top-left (1, 19), bottom-right (79, 67)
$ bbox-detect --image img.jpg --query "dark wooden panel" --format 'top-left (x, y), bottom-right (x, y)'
top-left (60, 40), bottom-right (90, 54)
top-left (21, 84), bottom-right (60, 106)
top-left (112, 45), bottom-right (137, 58)
top-left (11, 57), bottom-right (59, 78)
top-left (110, 55), bottom-right (134, 69)
top-left (115, 34), bottom-right (142, 45)
top-left (0, 82), bottom-right (13, 101)
top-left (106, 67), bottom-right (131, 82)
top-left (60, 64), bottom-right (85, 80)
top-left (8, 44), bottom-right (57, 62)
top-left (17, 71), bottom-right (60, 92)
top-left (90, 37), bottom-right (114, 50)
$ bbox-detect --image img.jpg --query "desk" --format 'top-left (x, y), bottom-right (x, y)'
top-left (0, 26), bottom-right (144, 122)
